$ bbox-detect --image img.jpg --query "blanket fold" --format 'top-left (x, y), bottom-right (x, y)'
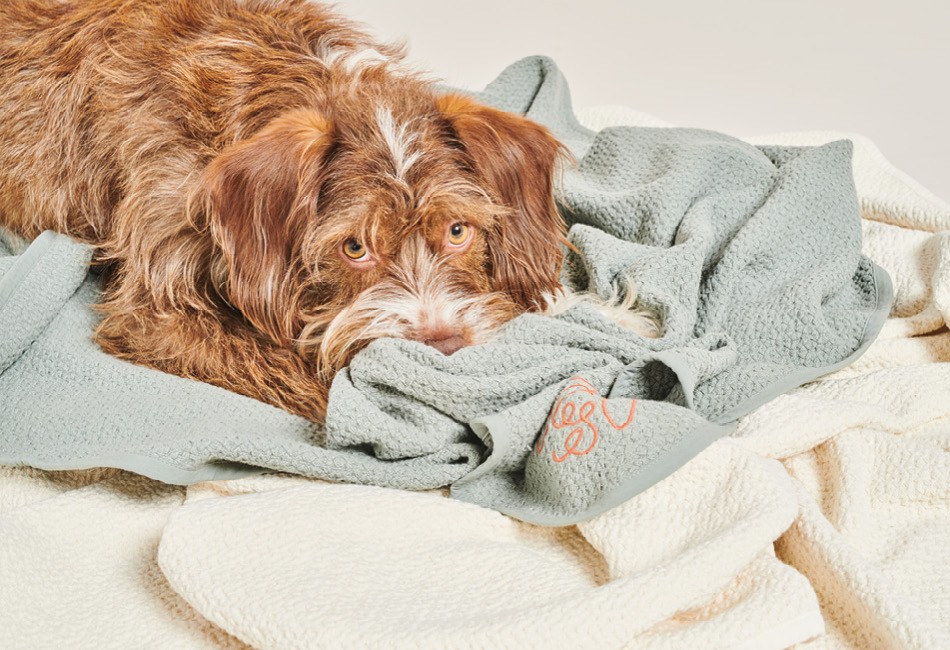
top-left (0, 57), bottom-right (891, 524)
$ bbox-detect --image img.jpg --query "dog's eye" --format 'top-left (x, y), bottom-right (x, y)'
top-left (446, 222), bottom-right (472, 248)
top-left (342, 238), bottom-right (370, 261)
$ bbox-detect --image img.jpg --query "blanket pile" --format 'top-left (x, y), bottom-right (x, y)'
top-left (1, 107), bottom-right (946, 648)
top-left (0, 58), bottom-right (890, 524)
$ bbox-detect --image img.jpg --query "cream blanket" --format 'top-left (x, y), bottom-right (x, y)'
top-left (0, 110), bottom-right (946, 650)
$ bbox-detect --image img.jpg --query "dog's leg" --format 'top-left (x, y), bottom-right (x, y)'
top-left (95, 305), bottom-right (328, 422)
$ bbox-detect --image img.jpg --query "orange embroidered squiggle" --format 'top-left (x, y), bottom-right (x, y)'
top-left (535, 378), bottom-right (598, 454)
top-left (535, 376), bottom-right (638, 463)
top-left (602, 399), bottom-right (638, 429)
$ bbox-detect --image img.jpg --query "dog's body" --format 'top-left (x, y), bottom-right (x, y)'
top-left (0, 0), bottom-right (653, 422)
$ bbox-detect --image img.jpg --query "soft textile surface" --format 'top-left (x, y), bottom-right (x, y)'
top-left (1, 117), bottom-right (945, 650)
top-left (0, 58), bottom-right (889, 524)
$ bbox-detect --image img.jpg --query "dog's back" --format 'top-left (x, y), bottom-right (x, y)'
top-left (0, 0), bottom-right (113, 241)
top-left (0, 0), bottom-right (377, 244)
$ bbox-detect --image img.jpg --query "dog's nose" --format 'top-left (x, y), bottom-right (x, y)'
top-left (417, 330), bottom-right (467, 355)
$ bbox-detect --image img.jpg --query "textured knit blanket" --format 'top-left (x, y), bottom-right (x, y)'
top-left (0, 57), bottom-right (891, 525)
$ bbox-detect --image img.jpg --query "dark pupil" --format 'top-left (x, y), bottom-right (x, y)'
top-left (347, 240), bottom-right (363, 253)
top-left (451, 224), bottom-right (463, 236)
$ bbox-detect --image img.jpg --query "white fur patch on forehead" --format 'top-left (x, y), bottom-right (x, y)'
top-left (322, 46), bottom-right (391, 74)
top-left (375, 106), bottom-right (422, 180)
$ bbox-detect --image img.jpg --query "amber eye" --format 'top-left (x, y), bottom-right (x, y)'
top-left (342, 238), bottom-right (370, 262)
top-left (446, 222), bottom-right (472, 248)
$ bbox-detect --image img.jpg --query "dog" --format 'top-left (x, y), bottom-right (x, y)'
top-left (0, 0), bottom-right (656, 422)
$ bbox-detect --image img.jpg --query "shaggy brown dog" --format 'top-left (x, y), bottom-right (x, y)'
top-left (0, 0), bottom-right (569, 421)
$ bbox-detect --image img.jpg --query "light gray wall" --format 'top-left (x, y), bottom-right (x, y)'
top-left (340, 0), bottom-right (949, 201)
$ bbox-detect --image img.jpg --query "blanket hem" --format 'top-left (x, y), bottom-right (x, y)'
top-left (714, 261), bottom-right (894, 424)
top-left (455, 419), bottom-right (734, 525)
top-left (0, 454), bottom-right (264, 485)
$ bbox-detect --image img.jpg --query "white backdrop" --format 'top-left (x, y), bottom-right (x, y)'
top-left (340, 0), bottom-right (949, 201)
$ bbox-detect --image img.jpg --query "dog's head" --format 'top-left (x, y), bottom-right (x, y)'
top-left (193, 90), bottom-right (567, 380)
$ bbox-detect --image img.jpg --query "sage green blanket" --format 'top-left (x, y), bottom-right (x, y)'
top-left (0, 57), bottom-right (891, 525)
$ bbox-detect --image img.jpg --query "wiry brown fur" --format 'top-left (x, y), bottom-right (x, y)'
top-left (0, 0), bottom-right (567, 421)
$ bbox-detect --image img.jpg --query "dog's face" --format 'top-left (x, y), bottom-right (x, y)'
top-left (193, 90), bottom-right (566, 380)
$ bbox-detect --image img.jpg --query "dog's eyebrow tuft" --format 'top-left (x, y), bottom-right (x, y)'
top-left (374, 106), bottom-right (421, 181)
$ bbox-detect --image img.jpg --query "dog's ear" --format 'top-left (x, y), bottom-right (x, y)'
top-left (436, 94), bottom-right (567, 310)
top-left (195, 109), bottom-right (334, 343)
